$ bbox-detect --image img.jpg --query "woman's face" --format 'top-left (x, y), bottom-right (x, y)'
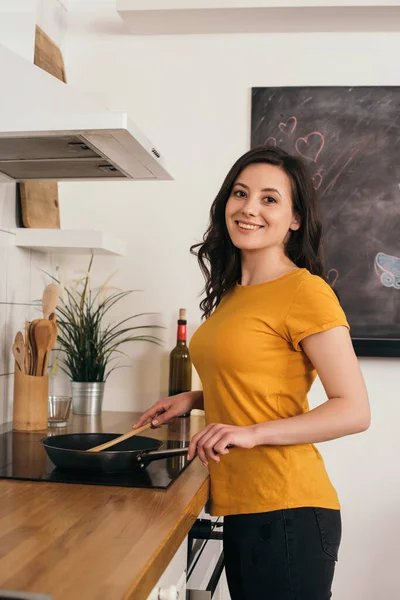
top-left (225, 163), bottom-right (300, 254)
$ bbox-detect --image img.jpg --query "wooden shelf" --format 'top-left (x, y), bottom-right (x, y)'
top-left (14, 229), bottom-right (126, 256)
top-left (117, 1), bottom-right (400, 34)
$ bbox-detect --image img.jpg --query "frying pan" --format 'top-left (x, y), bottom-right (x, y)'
top-left (41, 433), bottom-right (190, 474)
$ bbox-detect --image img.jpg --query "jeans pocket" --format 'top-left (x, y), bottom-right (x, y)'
top-left (314, 508), bottom-right (342, 561)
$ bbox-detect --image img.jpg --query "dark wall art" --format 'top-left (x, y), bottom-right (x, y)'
top-left (251, 86), bottom-right (400, 356)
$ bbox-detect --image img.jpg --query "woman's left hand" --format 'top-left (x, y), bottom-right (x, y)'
top-left (187, 423), bottom-right (258, 467)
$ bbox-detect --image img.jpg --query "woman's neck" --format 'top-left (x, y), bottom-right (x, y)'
top-left (240, 249), bottom-right (298, 286)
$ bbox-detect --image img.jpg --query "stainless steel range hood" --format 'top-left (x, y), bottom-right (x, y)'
top-left (0, 43), bottom-right (172, 182)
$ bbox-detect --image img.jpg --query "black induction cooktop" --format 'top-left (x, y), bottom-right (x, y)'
top-left (0, 430), bottom-right (191, 489)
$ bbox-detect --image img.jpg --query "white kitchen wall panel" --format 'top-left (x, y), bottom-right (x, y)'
top-left (6, 244), bottom-right (31, 305)
top-left (30, 250), bottom-right (53, 308)
top-left (0, 376), bottom-right (6, 424)
top-left (0, 0), bottom-right (37, 60)
top-left (0, 191), bottom-right (52, 424)
top-left (0, 184), bottom-right (17, 231)
top-left (0, 230), bottom-right (13, 301)
top-left (0, 305), bottom-right (7, 375)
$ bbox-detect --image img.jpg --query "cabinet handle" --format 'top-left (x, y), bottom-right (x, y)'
top-left (149, 570), bottom-right (186, 600)
top-left (159, 586), bottom-right (178, 600)
top-left (148, 584), bottom-right (178, 600)
top-left (146, 584), bottom-right (178, 600)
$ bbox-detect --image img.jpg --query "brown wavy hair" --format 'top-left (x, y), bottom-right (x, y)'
top-left (190, 145), bottom-right (326, 319)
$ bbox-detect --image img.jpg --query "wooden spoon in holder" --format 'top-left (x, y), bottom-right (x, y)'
top-left (12, 332), bottom-right (25, 373)
top-left (33, 319), bottom-right (54, 376)
top-left (43, 312), bottom-right (58, 374)
top-left (42, 283), bottom-right (59, 320)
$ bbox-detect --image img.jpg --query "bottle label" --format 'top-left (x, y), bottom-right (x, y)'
top-left (177, 324), bottom-right (186, 342)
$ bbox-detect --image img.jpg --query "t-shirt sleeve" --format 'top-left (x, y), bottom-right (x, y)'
top-left (284, 276), bottom-right (350, 351)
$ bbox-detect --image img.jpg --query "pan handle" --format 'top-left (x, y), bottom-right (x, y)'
top-left (139, 444), bottom-right (234, 464)
top-left (138, 447), bottom-right (189, 462)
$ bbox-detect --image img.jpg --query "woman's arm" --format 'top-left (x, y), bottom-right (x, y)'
top-left (253, 326), bottom-right (370, 446)
top-left (190, 390), bottom-right (205, 411)
top-left (133, 390), bottom-right (204, 430)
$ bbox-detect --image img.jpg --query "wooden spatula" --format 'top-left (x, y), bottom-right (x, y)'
top-left (42, 283), bottom-right (60, 319)
top-left (42, 313), bottom-right (58, 375)
top-left (87, 423), bottom-right (153, 453)
top-left (28, 318), bottom-right (40, 375)
top-left (12, 332), bottom-right (26, 373)
top-left (15, 331), bottom-right (24, 345)
top-left (24, 320), bottom-right (31, 374)
top-left (33, 319), bottom-right (54, 376)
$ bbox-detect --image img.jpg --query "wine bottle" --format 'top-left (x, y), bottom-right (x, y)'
top-left (168, 308), bottom-right (192, 417)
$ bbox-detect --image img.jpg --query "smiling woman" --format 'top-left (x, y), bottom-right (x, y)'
top-left (188, 146), bottom-right (369, 600)
top-left (133, 146), bottom-right (370, 600)
top-left (225, 164), bottom-right (300, 267)
top-left (190, 146), bottom-right (324, 318)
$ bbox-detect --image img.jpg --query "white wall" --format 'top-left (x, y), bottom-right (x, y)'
top-left (0, 0), bottom-right (37, 61)
top-left (0, 198), bottom-right (54, 424)
top-left (57, 3), bottom-right (399, 598)
top-left (36, 0), bottom-right (68, 50)
top-left (0, 0), bottom-right (67, 424)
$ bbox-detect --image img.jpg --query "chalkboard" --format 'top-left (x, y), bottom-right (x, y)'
top-left (251, 87), bottom-right (400, 356)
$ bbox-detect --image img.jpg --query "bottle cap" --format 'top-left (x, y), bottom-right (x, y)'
top-left (179, 308), bottom-right (187, 321)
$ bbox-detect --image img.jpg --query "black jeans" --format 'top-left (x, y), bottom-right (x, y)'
top-left (223, 507), bottom-right (341, 600)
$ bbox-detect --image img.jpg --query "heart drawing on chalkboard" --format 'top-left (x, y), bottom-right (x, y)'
top-left (278, 117), bottom-right (297, 136)
top-left (265, 137), bottom-right (277, 147)
top-left (327, 268), bottom-right (339, 288)
top-left (295, 132), bottom-right (325, 163)
top-left (311, 172), bottom-right (323, 190)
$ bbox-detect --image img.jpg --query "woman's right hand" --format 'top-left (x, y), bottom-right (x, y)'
top-left (132, 392), bottom-right (196, 430)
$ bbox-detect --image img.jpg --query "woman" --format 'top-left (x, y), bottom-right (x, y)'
top-left (133, 146), bottom-right (370, 600)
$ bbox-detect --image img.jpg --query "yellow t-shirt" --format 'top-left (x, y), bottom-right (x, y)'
top-left (189, 268), bottom-right (350, 517)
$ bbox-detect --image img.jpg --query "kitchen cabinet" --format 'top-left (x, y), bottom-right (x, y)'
top-left (117, 0), bottom-right (400, 34)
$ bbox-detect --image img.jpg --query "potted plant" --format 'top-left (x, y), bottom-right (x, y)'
top-left (47, 257), bottom-right (163, 415)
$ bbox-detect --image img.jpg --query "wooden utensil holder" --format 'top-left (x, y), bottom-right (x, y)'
top-left (13, 365), bottom-right (48, 431)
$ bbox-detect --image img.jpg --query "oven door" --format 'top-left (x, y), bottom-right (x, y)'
top-left (186, 517), bottom-right (225, 599)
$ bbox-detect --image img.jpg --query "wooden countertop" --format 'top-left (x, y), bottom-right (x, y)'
top-left (0, 411), bottom-right (209, 600)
